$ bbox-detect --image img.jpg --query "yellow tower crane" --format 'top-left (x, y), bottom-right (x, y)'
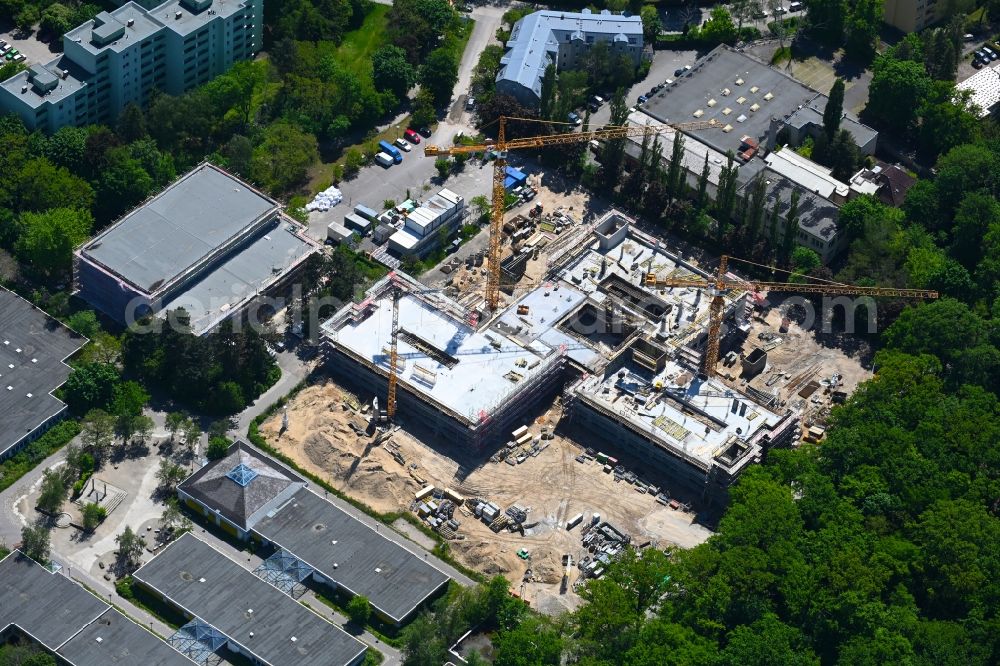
top-left (424, 115), bottom-right (723, 313)
top-left (644, 255), bottom-right (939, 378)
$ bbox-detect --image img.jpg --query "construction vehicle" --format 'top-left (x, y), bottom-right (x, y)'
top-left (424, 115), bottom-right (722, 312)
top-left (644, 255), bottom-right (939, 378)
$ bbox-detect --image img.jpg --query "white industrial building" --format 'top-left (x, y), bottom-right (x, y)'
top-left (388, 188), bottom-right (465, 257)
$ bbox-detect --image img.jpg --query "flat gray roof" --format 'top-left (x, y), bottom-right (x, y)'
top-left (0, 552), bottom-right (107, 650)
top-left (253, 488), bottom-right (451, 623)
top-left (0, 551), bottom-right (193, 665)
top-left (0, 288), bottom-right (86, 459)
top-left (58, 608), bottom-right (195, 666)
top-left (739, 164), bottom-right (839, 240)
top-left (133, 534), bottom-right (367, 666)
top-left (148, 0), bottom-right (249, 37)
top-left (165, 218), bottom-right (319, 335)
top-left (64, 3), bottom-right (165, 56)
top-left (79, 163), bottom-right (280, 296)
top-left (0, 55), bottom-right (90, 109)
top-left (642, 45), bottom-right (822, 156)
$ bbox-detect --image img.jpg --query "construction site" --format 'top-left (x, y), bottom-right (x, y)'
top-left (251, 203), bottom-right (888, 606)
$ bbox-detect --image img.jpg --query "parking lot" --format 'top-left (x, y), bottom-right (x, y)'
top-left (0, 23), bottom-right (59, 67)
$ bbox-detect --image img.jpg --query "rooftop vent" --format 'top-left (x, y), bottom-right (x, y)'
top-left (175, 11), bottom-right (183, 19)
top-left (127, 18), bottom-right (134, 26)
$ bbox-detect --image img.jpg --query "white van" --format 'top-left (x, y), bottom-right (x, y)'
top-left (374, 152), bottom-right (393, 167)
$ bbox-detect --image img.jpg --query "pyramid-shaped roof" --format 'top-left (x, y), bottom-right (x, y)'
top-left (179, 441), bottom-right (305, 529)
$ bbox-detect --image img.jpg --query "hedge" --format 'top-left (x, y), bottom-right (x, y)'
top-left (0, 420), bottom-right (80, 494)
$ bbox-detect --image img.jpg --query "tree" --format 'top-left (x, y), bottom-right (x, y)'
top-left (39, 2), bottom-right (75, 37)
top-left (844, 0), bottom-right (882, 64)
top-left (410, 88), bottom-right (437, 129)
top-left (934, 143), bottom-right (1000, 215)
top-left (165, 412), bottom-right (187, 442)
top-left (470, 195), bottom-right (490, 222)
top-left (347, 595), bottom-right (372, 625)
top-left (866, 56), bottom-right (932, 132)
top-left (372, 45), bottom-right (416, 99)
top-left (66, 310), bottom-right (100, 339)
top-left (63, 363), bottom-right (120, 414)
top-left (639, 5), bottom-right (661, 42)
top-left (493, 615), bottom-right (563, 666)
top-left (435, 157), bottom-right (451, 180)
top-left (132, 415), bottom-right (155, 443)
top-left (160, 500), bottom-right (191, 536)
top-left (81, 409), bottom-right (116, 460)
top-left (823, 78), bottom-right (844, 139)
top-left (182, 420), bottom-right (202, 451)
top-left (250, 122), bottom-right (319, 193)
top-left (14, 208), bottom-right (93, 277)
top-left (419, 48), bottom-right (459, 107)
top-left (45, 126), bottom-right (89, 169)
top-left (15, 5), bottom-right (40, 32)
top-left (919, 85), bottom-right (980, 161)
top-left (82, 502), bottom-right (107, 531)
top-left (791, 246), bottom-right (821, 279)
top-left (950, 191), bottom-right (1000, 269)
top-left (116, 102), bottom-right (147, 142)
top-left (695, 6), bottom-right (738, 45)
top-left (804, 0), bottom-right (846, 46)
top-left (115, 525), bottom-right (144, 572)
top-left (827, 129), bottom-right (860, 182)
top-left (207, 436), bottom-right (231, 460)
top-left (156, 458), bottom-right (187, 491)
top-left (36, 469), bottom-right (67, 515)
top-left (95, 149), bottom-right (154, 223)
top-left (20, 524), bottom-right (50, 564)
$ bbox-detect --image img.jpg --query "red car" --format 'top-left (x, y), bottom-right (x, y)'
top-left (404, 128), bottom-right (421, 144)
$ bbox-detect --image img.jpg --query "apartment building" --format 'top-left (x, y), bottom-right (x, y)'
top-left (883, 0), bottom-right (941, 33)
top-left (497, 9), bottom-right (643, 107)
top-left (0, 0), bottom-right (261, 132)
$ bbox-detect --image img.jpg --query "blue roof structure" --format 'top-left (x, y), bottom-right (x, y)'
top-left (496, 9), bottom-right (643, 106)
top-left (226, 463), bottom-right (258, 487)
top-left (504, 166), bottom-right (528, 190)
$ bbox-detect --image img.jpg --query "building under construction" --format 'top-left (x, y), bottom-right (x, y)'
top-left (321, 211), bottom-right (798, 505)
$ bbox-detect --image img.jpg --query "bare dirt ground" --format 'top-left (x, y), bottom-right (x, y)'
top-left (260, 380), bottom-right (712, 613)
top-left (714, 295), bottom-right (873, 430)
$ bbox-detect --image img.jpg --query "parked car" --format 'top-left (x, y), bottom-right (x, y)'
top-left (12, 54), bottom-right (24, 63)
top-left (637, 95), bottom-right (648, 104)
top-left (394, 137), bottom-right (412, 152)
top-left (591, 94), bottom-right (604, 105)
top-left (466, 96), bottom-right (475, 110)
top-left (404, 128), bottom-right (421, 143)
top-left (974, 59), bottom-right (986, 68)
top-left (674, 67), bottom-right (684, 77)
top-left (964, 33), bottom-right (976, 41)
top-left (567, 111), bottom-right (582, 125)
top-left (789, 1), bottom-right (803, 11)
top-left (374, 152), bottom-right (394, 167)
top-left (418, 126), bottom-right (432, 137)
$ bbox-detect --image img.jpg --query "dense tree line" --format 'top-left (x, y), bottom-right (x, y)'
top-left (120, 309), bottom-right (278, 415)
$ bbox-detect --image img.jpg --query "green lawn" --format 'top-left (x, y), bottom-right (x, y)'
top-left (335, 4), bottom-right (390, 78)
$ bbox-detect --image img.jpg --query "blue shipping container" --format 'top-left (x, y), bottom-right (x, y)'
top-left (378, 140), bottom-right (403, 164)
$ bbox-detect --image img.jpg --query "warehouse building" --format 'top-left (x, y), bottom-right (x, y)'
top-left (178, 440), bottom-right (451, 624)
top-left (0, 551), bottom-right (194, 665)
top-left (74, 163), bottom-right (320, 335)
top-left (0, 288), bottom-right (86, 461)
top-left (132, 533), bottom-right (368, 665)
top-left (0, 0), bottom-right (262, 132)
top-left (497, 9), bottom-right (644, 106)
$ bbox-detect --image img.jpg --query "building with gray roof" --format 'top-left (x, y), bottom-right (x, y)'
top-left (75, 162), bottom-right (320, 335)
top-left (254, 487), bottom-right (451, 624)
top-left (178, 440), bottom-right (451, 624)
top-left (178, 439), bottom-right (306, 535)
top-left (0, 551), bottom-right (193, 665)
top-left (497, 9), bottom-right (643, 106)
top-left (132, 533), bottom-right (368, 666)
top-left (0, 0), bottom-right (261, 132)
top-left (0, 288), bottom-right (86, 461)
top-left (640, 45), bottom-right (877, 159)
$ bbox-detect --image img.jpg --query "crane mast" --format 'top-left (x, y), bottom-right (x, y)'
top-left (645, 255), bottom-right (938, 377)
top-left (424, 116), bottom-right (720, 312)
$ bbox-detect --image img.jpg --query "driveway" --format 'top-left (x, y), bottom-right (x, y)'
top-left (305, 4), bottom-right (507, 242)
